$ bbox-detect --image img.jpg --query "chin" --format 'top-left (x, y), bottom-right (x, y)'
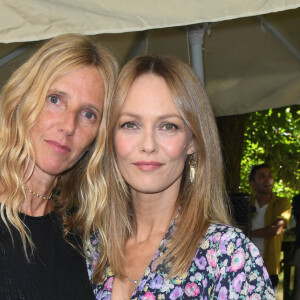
top-left (262, 190), bottom-right (273, 195)
top-left (38, 164), bottom-right (69, 177)
top-left (132, 183), bottom-right (173, 194)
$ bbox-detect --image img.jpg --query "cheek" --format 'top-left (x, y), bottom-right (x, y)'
top-left (76, 127), bottom-right (99, 151)
top-left (160, 138), bottom-right (190, 159)
top-left (32, 110), bottom-right (51, 129)
top-left (30, 114), bottom-right (52, 141)
top-left (114, 134), bottom-right (135, 159)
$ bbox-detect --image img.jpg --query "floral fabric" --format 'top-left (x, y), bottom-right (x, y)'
top-left (87, 223), bottom-right (275, 299)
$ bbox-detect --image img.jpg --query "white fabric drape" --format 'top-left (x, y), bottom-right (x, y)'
top-left (1, 0), bottom-right (300, 43)
top-left (0, 0), bottom-right (300, 115)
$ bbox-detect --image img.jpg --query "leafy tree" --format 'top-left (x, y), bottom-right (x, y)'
top-left (217, 114), bottom-right (249, 192)
top-left (239, 105), bottom-right (300, 199)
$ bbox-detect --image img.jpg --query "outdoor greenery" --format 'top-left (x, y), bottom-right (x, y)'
top-left (239, 105), bottom-right (300, 200)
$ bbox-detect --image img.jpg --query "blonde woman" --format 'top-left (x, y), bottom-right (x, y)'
top-left (88, 55), bottom-right (274, 299)
top-left (0, 34), bottom-right (117, 298)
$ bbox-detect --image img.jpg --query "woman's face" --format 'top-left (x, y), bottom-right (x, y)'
top-left (114, 74), bottom-right (195, 195)
top-left (30, 66), bottom-right (104, 178)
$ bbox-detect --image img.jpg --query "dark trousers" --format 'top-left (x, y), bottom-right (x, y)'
top-left (270, 274), bottom-right (279, 292)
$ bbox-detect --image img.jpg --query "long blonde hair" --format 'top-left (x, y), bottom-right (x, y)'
top-left (93, 54), bottom-right (230, 282)
top-left (0, 33), bottom-right (118, 257)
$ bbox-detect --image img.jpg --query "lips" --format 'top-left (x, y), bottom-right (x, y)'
top-left (45, 140), bottom-right (71, 154)
top-left (133, 161), bottom-right (163, 171)
top-left (264, 184), bottom-right (272, 188)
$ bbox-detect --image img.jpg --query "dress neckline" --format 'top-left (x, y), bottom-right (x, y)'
top-left (19, 210), bottom-right (55, 222)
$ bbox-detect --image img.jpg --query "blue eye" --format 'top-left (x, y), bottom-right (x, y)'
top-left (48, 95), bottom-right (60, 104)
top-left (84, 111), bottom-right (96, 120)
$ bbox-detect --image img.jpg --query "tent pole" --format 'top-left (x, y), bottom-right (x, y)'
top-left (258, 16), bottom-right (300, 63)
top-left (123, 31), bottom-right (149, 64)
top-left (187, 24), bottom-right (207, 85)
top-left (0, 44), bottom-right (31, 67)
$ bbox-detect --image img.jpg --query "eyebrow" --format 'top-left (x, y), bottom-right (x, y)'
top-left (47, 89), bottom-right (102, 113)
top-left (258, 171), bottom-right (272, 176)
top-left (47, 89), bottom-right (68, 97)
top-left (83, 104), bottom-right (102, 114)
top-left (118, 112), bottom-right (184, 121)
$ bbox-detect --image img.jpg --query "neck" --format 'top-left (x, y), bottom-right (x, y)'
top-left (256, 192), bottom-right (272, 207)
top-left (21, 196), bottom-right (53, 217)
top-left (21, 173), bottom-right (57, 217)
top-left (130, 188), bottom-right (179, 242)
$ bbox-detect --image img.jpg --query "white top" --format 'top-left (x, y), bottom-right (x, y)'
top-left (251, 198), bottom-right (268, 256)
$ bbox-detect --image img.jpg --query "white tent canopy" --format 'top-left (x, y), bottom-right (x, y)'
top-left (1, 0), bottom-right (300, 42)
top-left (0, 0), bottom-right (300, 116)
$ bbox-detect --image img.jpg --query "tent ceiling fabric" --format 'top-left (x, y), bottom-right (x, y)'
top-left (0, 1), bottom-right (300, 116)
top-left (203, 13), bottom-right (300, 116)
top-left (1, 0), bottom-right (300, 43)
top-left (133, 12), bottom-right (300, 116)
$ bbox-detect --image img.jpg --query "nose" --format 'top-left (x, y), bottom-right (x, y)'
top-left (140, 128), bottom-right (157, 154)
top-left (58, 112), bottom-right (76, 136)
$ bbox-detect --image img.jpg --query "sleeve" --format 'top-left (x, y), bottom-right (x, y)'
top-left (85, 232), bottom-right (100, 281)
top-left (212, 228), bottom-right (275, 299)
top-left (274, 197), bottom-right (291, 225)
top-left (293, 196), bottom-right (300, 227)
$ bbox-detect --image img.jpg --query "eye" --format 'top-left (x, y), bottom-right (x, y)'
top-left (48, 95), bottom-right (60, 104)
top-left (162, 123), bottom-right (178, 131)
top-left (83, 111), bottom-right (96, 120)
top-left (121, 122), bottom-right (137, 130)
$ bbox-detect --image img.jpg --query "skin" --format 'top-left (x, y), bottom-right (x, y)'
top-left (250, 167), bottom-right (286, 238)
top-left (250, 167), bottom-right (274, 201)
top-left (21, 65), bottom-right (105, 216)
top-left (111, 74), bottom-right (195, 300)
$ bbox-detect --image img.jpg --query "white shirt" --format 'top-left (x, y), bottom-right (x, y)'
top-left (251, 198), bottom-right (268, 255)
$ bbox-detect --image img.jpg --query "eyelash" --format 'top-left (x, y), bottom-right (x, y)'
top-left (120, 122), bottom-right (179, 131)
top-left (48, 95), bottom-right (60, 104)
top-left (162, 123), bottom-right (179, 131)
top-left (121, 122), bottom-right (137, 130)
top-left (46, 95), bottom-right (96, 121)
top-left (83, 111), bottom-right (96, 120)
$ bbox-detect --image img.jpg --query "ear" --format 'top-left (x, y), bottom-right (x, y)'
top-left (249, 180), bottom-right (256, 190)
top-left (187, 137), bottom-right (196, 155)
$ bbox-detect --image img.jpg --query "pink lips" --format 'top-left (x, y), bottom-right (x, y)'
top-left (133, 161), bottom-right (163, 171)
top-left (45, 140), bottom-right (71, 154)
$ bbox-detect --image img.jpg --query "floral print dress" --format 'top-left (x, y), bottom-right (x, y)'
top-left (87, 222), bottom-right (275, 299)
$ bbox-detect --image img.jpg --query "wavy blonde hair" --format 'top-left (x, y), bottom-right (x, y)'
top-left (0, 33), bottom-right (118, 257)
top-left (93, 54), bottom-right (231, 282)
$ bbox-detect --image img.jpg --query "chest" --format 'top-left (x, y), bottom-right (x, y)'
top-left (93, 250), bottom-right (221, 300)
top-left (0, 216), bottom-right (94, 299)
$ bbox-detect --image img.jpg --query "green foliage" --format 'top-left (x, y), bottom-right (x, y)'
top-left (240, 106), bottom-right (300, 200)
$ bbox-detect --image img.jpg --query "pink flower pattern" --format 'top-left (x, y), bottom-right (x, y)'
top-left (206, 249), bottom-right (217, 267)
top-left (104, 277), bottom-right (113, 291)
top-left (185, 283), bottom-right (200, 297)
top-left (143, 292), bottom-right (156, 300)
top-left (230, 250), bottom-right (245, 272)
top-left (87, 224), bottom-right (275, 299)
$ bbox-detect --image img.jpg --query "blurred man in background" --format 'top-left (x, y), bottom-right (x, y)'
top-left (249, 163), bottom-right (291, 292)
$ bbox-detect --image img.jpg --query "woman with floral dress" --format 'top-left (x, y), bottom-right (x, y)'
top-left (87, 55), bottom-right (275, 299)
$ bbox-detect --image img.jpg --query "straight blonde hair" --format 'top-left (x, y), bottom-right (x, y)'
top-left (0, 33), bottom-right (118, 257)
top-left (93, 54), bottom-right (231, 282)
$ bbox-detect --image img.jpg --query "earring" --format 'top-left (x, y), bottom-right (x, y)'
top-left (189, 153), bottom-right (196, 184)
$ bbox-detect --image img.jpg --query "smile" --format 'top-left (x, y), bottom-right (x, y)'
top-left (132, 161), bottom-right (163, 171)
top-left (45, 140), bottom-right (71, 154)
